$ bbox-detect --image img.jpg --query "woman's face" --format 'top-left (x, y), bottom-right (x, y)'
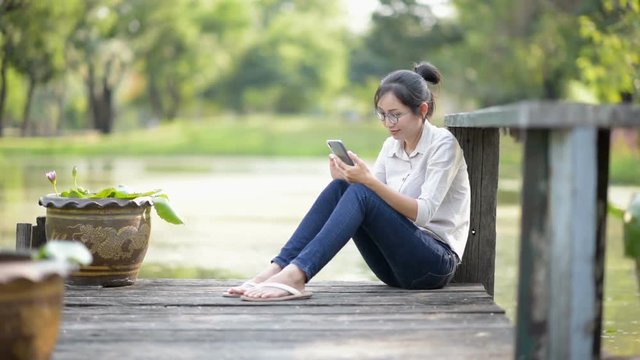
top-left (376, 92), bottom-right (424, 142)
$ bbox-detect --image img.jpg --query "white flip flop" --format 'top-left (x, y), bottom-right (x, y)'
top-left (240, 282), bottom-right (312, 302)
top-left (222, 281), bottom-right (258, 298)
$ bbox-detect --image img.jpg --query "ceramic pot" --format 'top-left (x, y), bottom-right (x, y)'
top-left (0, 253), bottom-right (73, 360)
top-left (39, 196), bottom-right (152, 287)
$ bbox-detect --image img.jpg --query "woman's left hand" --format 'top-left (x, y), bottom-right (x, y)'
top-left (331, 151), bottom-right (373, 185)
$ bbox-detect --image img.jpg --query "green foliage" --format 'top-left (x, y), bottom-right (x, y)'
top-left (1, 0), bottom-right (638, 136)
top-left (34, 240), bottom-right (93, 265)
top-left (354, 0), bottom-right (638, 108)
top-left (219, 0), bottom-right (348, 113)
top-left (46, 167), bottom-right (184, 225)
top-left (623, 193), bottom-right (640, 258)
top-left (577, 0), bottom-right (640, 102)
top-left (3, 1), bottom-right (79, 82)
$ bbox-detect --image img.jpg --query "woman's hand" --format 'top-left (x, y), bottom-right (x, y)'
top-left (329, 154), bottom-right (345, 180)
top-left (330, 151), bottom-right (374, 185)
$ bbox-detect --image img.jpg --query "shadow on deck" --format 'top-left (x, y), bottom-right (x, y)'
top-left (55, 279), bottom-right (513, 359)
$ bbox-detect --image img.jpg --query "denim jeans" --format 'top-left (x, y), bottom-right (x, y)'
top-left (272, 179), bottom-right (458, 290)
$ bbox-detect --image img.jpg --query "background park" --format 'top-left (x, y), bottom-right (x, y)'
top-left (0, 0), bottom-right (639, 356)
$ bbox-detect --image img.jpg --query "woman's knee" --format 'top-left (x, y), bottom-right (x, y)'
top-left (346, 183), bottom-right (374, 198)
top-left (328, 179), bottom-right (350, 191)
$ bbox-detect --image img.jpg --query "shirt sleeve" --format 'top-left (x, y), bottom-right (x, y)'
top-left (372, 138), bottom-right (392, 184)
top-left (414, 137), bottom-right (464, 227)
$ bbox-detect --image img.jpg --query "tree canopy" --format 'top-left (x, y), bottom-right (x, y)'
top-left (0, 0), bottom-right (637, 135)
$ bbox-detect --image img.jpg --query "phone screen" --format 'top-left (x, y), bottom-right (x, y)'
top-left (327, 140), bottom-right (354, 166)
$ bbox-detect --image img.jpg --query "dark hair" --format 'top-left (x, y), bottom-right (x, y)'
top-left (373, 62), bottom-right (441, 120)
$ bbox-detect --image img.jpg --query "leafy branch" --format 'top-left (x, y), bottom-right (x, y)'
top-left (45, 167), bottom-right (184, 225)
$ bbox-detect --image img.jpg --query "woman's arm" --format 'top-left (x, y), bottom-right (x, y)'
top-left (331, 152), bottom-right (419, 221)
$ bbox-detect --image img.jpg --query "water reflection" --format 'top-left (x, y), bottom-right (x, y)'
top-left (0, 156), bottom-right (638, 356)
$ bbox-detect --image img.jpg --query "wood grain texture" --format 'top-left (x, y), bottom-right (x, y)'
top-left (444, 101), bottom-right (640, 128)
top-left (448, 127), bottom-right (499, 296)
top-left (15, 223), bottom-right (32, 250)
top-left (54, 279), bottom-right (513, 360)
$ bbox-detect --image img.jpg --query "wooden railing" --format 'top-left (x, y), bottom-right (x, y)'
top-left (446, 100), bottom-right (640, 359)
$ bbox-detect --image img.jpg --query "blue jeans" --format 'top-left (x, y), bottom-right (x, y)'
top-left (272, 179), bottom-right (458, 290)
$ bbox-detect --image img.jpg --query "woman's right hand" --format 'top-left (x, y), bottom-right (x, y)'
top-left (329, 154), bottom-right (345, 180)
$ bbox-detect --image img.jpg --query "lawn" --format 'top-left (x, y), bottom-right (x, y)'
top-left (0, 114), bottom-right (638, 185)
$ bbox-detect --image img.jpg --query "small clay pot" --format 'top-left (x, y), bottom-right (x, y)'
top-left (0, 253), bottom-right (73, 360)
top-left (39, 195), bottom-right (153, 287)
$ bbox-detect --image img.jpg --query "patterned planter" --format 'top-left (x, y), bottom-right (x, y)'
top-left (0, 253), bottom-right (73, 360)
top-left (39, 196), bottom-right (152, 287)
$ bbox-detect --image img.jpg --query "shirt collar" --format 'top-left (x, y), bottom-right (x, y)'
top-left (388, 122), bottom-right (432, 158)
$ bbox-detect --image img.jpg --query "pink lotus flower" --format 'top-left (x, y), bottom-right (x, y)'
top-left (45, 170), bottom-right (58, 195)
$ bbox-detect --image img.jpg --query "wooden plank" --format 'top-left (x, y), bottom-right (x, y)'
top-left (15, 223), bottom-right (32, 250)
top-left (31, 216), bottom-right (47, 248)
top-left (54, 280), bottom-right (514, 359)
top-left (548, 127), bottom-right (597, 359)
top-left (61, 279), bottom-right (487, 294)
top-left (515, 128), bottom-right (599, 359)
top-left (58, 312), bottom-right (512, 331)
top-left (60, 303), bottom-right (503, 315)
top-left (593, 129), bottom-right (610, 358)
top-left (444, 101), bottom-right (640, 128)
top-left (515, 129), bottom-right (551, 359)
top-left (62, 291), bottom-right (499, 308)
top-left (54, 329), bottom-right (513, 360)
top-left (448, 127), bottom-right (499, 296)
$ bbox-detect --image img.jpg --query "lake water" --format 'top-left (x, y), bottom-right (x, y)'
top-left (1, 156), bottom-right (638, 356)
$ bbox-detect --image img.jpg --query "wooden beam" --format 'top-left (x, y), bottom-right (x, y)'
top-left (445, 101), bottom-right (640, 128)
top-left (31, 216), bottom-right (47, 248)
top-left (449, 127), bottom-right (499, 296)
top-left (548, 127), bottom-right (597, 359)
top-left (16, 223), bottom-right (33, 250)
top-left (515, 129), bottom-right (551, 359)
top-left (593, 129), bottom-right (610, 358)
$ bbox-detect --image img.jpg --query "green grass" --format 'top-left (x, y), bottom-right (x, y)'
top-left (1, 114), bottom-right (638, 185)
top-left (0, 115), bottom-right (388, 158)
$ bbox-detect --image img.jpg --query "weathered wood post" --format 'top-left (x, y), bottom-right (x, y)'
top-left (446, 127), bottom-right (499, 297)
top-left (445, 101), bottom-right (640, 360)
top-left (15, 216), bottom-right (47, 250)
top-left (16, 223), bottom-right (33, 250)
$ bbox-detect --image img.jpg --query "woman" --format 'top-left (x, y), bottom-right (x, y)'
top-left (224, 62), bottom-right (471, 302)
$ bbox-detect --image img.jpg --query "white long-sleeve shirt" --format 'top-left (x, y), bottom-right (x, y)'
top-left (372, 122), bottom-right (471, 259)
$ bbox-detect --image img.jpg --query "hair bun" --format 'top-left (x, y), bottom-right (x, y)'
top-left (414, 62), bottom-right (441, 85)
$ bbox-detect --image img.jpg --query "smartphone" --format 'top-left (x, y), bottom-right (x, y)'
top-left (326, 139), bottom-right (354, 166)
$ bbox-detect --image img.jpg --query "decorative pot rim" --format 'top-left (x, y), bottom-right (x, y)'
top-left (39, 194), bottom-right (153, 209)
top-left (0, 254), bottom-right (76, 284)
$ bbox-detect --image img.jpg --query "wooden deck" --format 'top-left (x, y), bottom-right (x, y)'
top-left (54, 279), bottom-right (513, 359)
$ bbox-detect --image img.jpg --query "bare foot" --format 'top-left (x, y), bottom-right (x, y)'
top-left (224, 262), bottom-right (282, 296)
top-left (242, 264), bottom-right (307, 299)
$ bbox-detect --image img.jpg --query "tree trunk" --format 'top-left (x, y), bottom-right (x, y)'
top-left (98, 75), bottom-right (113, 134)
top-left (20, 76), bottom-right (36, 137)
top-left (86, 62), bottom-right (114, 134)
top-left (54, 83), bottom-right (65, 135)
top-left (86, 61), bottom-right (100, 131)
top-left (542, 68), bottom-right (562, 99)
top-left (0, 42), bottom-right (9, 138)
top-left (512, 0), bottom-right (538, 37)
top-left (166, 78), bottom-right (180, 120)
top-left (147, 75), bottom-right (164, 120)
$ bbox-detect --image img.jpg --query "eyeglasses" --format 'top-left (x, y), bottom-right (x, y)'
top-left (375, 109), bottom-right (409, 125)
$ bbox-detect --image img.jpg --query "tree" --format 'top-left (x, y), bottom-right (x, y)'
top-left (125, 0), bottom-right (252, 121)
top-left (5, 1), bottom-right (80, 136)
top-left (357, 0), bottom-right (638, 108)
top-left (0, 0), bottom-right (25, 137)
top-left (353, 0), bottom-right (462, 81)
top-left (220, 0), bottom-right (348, 113)
top-left (577, 0), bottom-right (640, 103)
top-left (67, 0), bottom-right (131, 134)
